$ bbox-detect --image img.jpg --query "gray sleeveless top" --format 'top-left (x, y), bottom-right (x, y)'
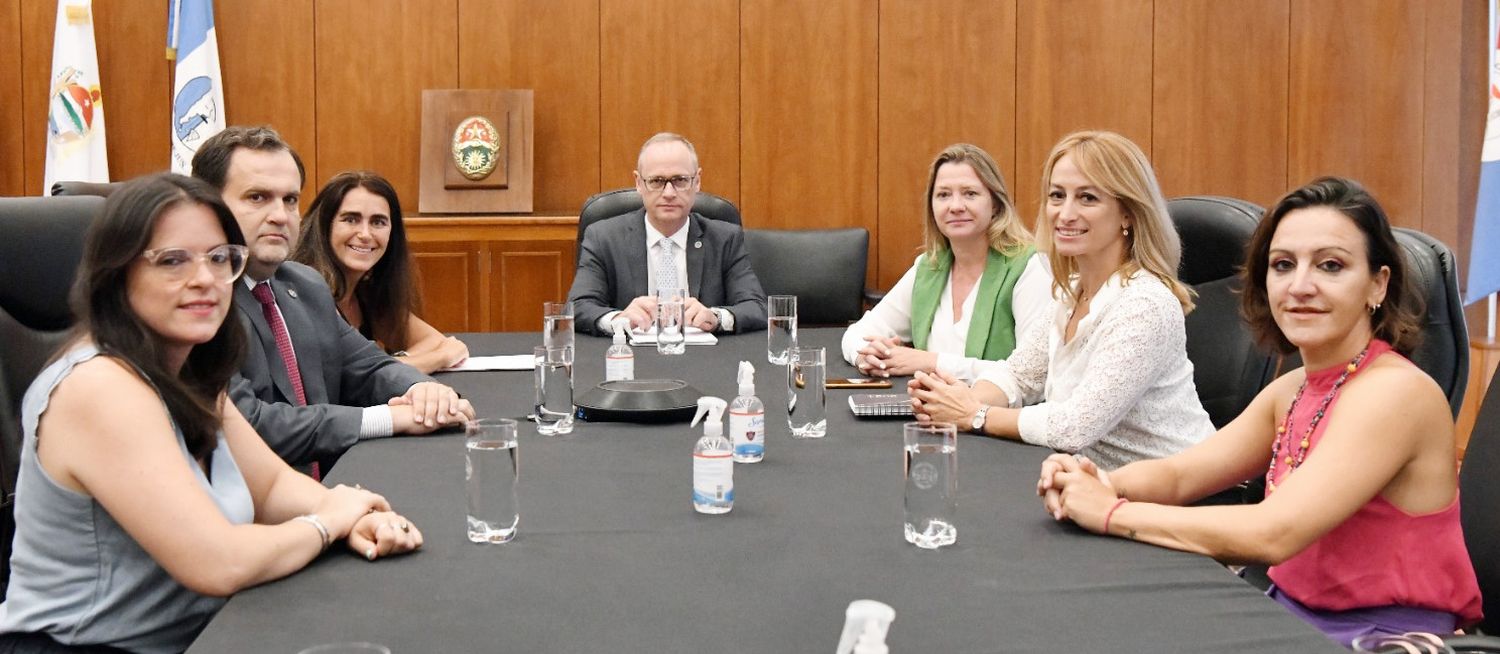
top-left (0, 345), bottom-right (254, 654)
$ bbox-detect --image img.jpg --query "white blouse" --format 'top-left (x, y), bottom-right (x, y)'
top-left (977, 270), bottom-right (1215, 470)
top-left (841, 253), bottom-right (1052, 383)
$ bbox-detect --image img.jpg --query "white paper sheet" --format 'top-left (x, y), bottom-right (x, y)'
top-left (440, 354), bottom-right (534, 372)
top-left (628, 326), bottom-right (718, 346)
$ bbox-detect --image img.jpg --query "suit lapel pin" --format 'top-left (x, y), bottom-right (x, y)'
top-left (287, 288), bottom-right (299, 299)
top-left (694, 241), bottom-right (702, 249)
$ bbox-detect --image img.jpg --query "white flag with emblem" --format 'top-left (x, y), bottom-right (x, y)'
top-left (43, 0), bottom-right (109, 194)
top-left (168, 0), bottom-right (225, 175)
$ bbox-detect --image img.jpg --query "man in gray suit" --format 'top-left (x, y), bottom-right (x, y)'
top-left (192, 126), bottom-right (474, 469)
top-left (568, 132), bottom-right (766, 336)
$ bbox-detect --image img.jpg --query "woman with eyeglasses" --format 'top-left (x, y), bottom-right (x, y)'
top-left (842, 144), bottom-right (1052, 382)
top-left (0, 174), bottom-right (421, 654)
top-left (908, 131), bottom-right (1214, 469)
top-left (292, 171), bottom-right (467, 374)
top-left (1036, 177), bottom-right (1481, 644)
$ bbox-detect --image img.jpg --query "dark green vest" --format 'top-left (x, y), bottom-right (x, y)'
top-left (910, 247), bottom-right (1035, 361)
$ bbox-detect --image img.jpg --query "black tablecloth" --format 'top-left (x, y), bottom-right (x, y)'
top-left (189, 329), bottom-right (1341, 653)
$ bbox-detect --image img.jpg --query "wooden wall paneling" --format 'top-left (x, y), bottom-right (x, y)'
top-left (91, 0), bottom-right (169, 181)
top-left (1014, 0), bottom-right (1153, 222)
top-left (0, 0), bottom-right (24, 196)
top-left (217, 0), bottom-right (317, 197)
top-left (19, 0), bottom-right (55, 195)
top-left (1421, 0), bottom-right (1464, 250)
top-left (412, 243), bottom-right (483, 333)
top-left (875, 0), bottom-right (1016, 290)
top-left (740, 0), bottom-right (878, 239)
top-left (1289, 0), bottom-right (1425, 229)
top-left (1152, 0), bottom-right (1288, 209)
top-left (458, 0), bottom-right (600, 214)
top-left (599, 0), bottom-right (739, 206)
top-left (492, 245), bottom-right (575, 333)
top-left (314, 0), bottom-right (456, 208)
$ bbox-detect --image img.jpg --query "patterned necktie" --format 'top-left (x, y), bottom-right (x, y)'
top-left (657, 238), bottom-right (680, 292)
top-left (250, 281), bottom-right (307, 406)
top-left (251, 281), bottom-right (319, 480)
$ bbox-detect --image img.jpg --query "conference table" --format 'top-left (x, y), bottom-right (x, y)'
top-left (191, 328), bottom-right (1341, 653)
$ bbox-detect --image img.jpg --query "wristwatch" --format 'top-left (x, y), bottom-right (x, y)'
top-left (970, 404), bottom-right (990, 433)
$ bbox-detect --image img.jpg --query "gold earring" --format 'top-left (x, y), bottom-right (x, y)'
top-left (1367, 302), bottom-right (1381, 315)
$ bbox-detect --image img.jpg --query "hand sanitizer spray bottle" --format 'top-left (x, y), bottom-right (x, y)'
top-left (729, 361), bottom-right (765, 463)
top-left (691, 397), bottom-right (733, 514)
top-left (605, 320), bottom-right (634, 381)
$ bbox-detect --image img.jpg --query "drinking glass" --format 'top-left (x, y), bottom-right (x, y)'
top-left (903, 422), bottom-right (957, 549)
top-left (655, 286), bottom-right (686, 355)
top-left (298, 644), bottom-right (392, 654)
top-left (767, 295), bottom-right (798, 365)
top-left (542, 301), bottom-right (574, 352)
top-left (533, 345), bottom-right (575, 435)
top-left (786, 347), bottom-right (827, 439)
top-left (465, 418), bottom-right (519, 544)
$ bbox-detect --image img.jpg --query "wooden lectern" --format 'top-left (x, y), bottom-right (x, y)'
top-left (418, 89), bottom-right (534, 214)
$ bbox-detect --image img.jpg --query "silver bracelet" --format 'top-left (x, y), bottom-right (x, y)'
top-left (293, 514), bottom-right (332, 552)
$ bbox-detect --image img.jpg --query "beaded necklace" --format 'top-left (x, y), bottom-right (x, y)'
top-left (1265, 344), bottom-right (1371, 493)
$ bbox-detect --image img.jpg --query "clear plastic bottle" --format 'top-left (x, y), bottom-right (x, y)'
top-left (605, 321), bottom-right (634, 381)
top-left (691, 397), bottom-right (733, 514)
top-left (728, 361), bottom-right (765, 463)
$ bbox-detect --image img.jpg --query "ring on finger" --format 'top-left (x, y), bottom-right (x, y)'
top-left (400, 521), bottom-right (410, 533)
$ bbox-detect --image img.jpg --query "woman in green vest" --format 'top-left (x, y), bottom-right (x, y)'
top-left (842, 143), bottom-right (1052, 382)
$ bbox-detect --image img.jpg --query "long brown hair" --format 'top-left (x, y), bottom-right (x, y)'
top-left (293, 171), bottom-right (418, 350)
top-left (1240, 176), bottom-right (1422, 355)
top-left (71, 173), bottom-right (247, 460)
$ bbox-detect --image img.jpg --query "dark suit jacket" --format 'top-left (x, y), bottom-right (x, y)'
top-left (567, 211), bottom-right (767, 336)
top-left (230, 262), bottom-right (432, 465)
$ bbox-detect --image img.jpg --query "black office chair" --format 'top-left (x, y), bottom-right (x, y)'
top-left (1168, 196), bottom-right (1278, 430)
top-left (0, 195), bottom-right (102, 598)
top-left (575, 188), bottom-right (742, 266)
top-left (49, 180), bottom-right (121, 198)
top-left (744, 228), bottom-right (870, 326)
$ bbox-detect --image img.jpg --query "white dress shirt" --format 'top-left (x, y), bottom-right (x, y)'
top-left (841, 252), bottom-right (1052, 382)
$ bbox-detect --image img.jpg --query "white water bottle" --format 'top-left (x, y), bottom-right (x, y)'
top-left (690, 397), bottom-right (733, 514)
top-left (605, 320), bottom-right (634, 381)
top-left (729, 361), bottom-right (765, 463)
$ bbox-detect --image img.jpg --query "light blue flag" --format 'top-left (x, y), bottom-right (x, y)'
top-left (167, 0), bottom-right (225, 175)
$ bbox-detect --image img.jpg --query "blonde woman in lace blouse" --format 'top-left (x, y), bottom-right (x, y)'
top-left (908, 131), bottom-right (1214, 469)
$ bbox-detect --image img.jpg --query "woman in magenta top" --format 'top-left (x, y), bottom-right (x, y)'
top-left (1037, 177), bottom-right (1481, 645)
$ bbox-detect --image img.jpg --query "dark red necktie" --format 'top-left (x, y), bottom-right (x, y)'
top-left (250, 281), bottom-right (319, 479)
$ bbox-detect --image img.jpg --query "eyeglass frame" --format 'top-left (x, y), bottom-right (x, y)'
top-left (638, 174), bottom-right (698, 192)
top-left (138, 244), bottom-right (250, 284)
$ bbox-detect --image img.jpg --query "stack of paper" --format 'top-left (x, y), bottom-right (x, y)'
top-left (628, 326), bottom-right (718, 346)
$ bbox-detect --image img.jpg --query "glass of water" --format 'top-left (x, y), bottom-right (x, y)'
top-left (786, 346), bottom-right (827, 439)
top-left (465, 418), bottom-right (519, 544)
top-left (655, 286), bottom-right (686, 355)
top-left (543, 301), bottom-right (574, 352)
top-left (903, 422), bottom-right (957, 549)
top-left (298, 644), bottom-right (392, 654)
top-left (533, 345), bottom-right (575, 435)
top-left (767, 295), bottom-right (797, 365)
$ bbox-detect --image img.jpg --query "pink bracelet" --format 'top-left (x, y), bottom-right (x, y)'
top-left (1102, 498), bottom-right (1129, 534)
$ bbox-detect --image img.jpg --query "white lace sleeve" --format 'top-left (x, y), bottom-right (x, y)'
top-left (975, 301), bottom-right (1054, 407)
top-left (1016, 286), bottom-right (1183, 452)
top-left (841, 261), bottom-right (920, 365)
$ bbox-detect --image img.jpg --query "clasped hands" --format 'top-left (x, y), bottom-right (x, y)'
top-left (388, 381), bottom-right (475, 434)
top-left (620, 295), bottom-right (720, 332)
top-left (855, 336), bottom-right (937, 378)
top-left (1036, 454), bottom-right (1121, 534)
top-left (315, 484), bottom-right (423, 561)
